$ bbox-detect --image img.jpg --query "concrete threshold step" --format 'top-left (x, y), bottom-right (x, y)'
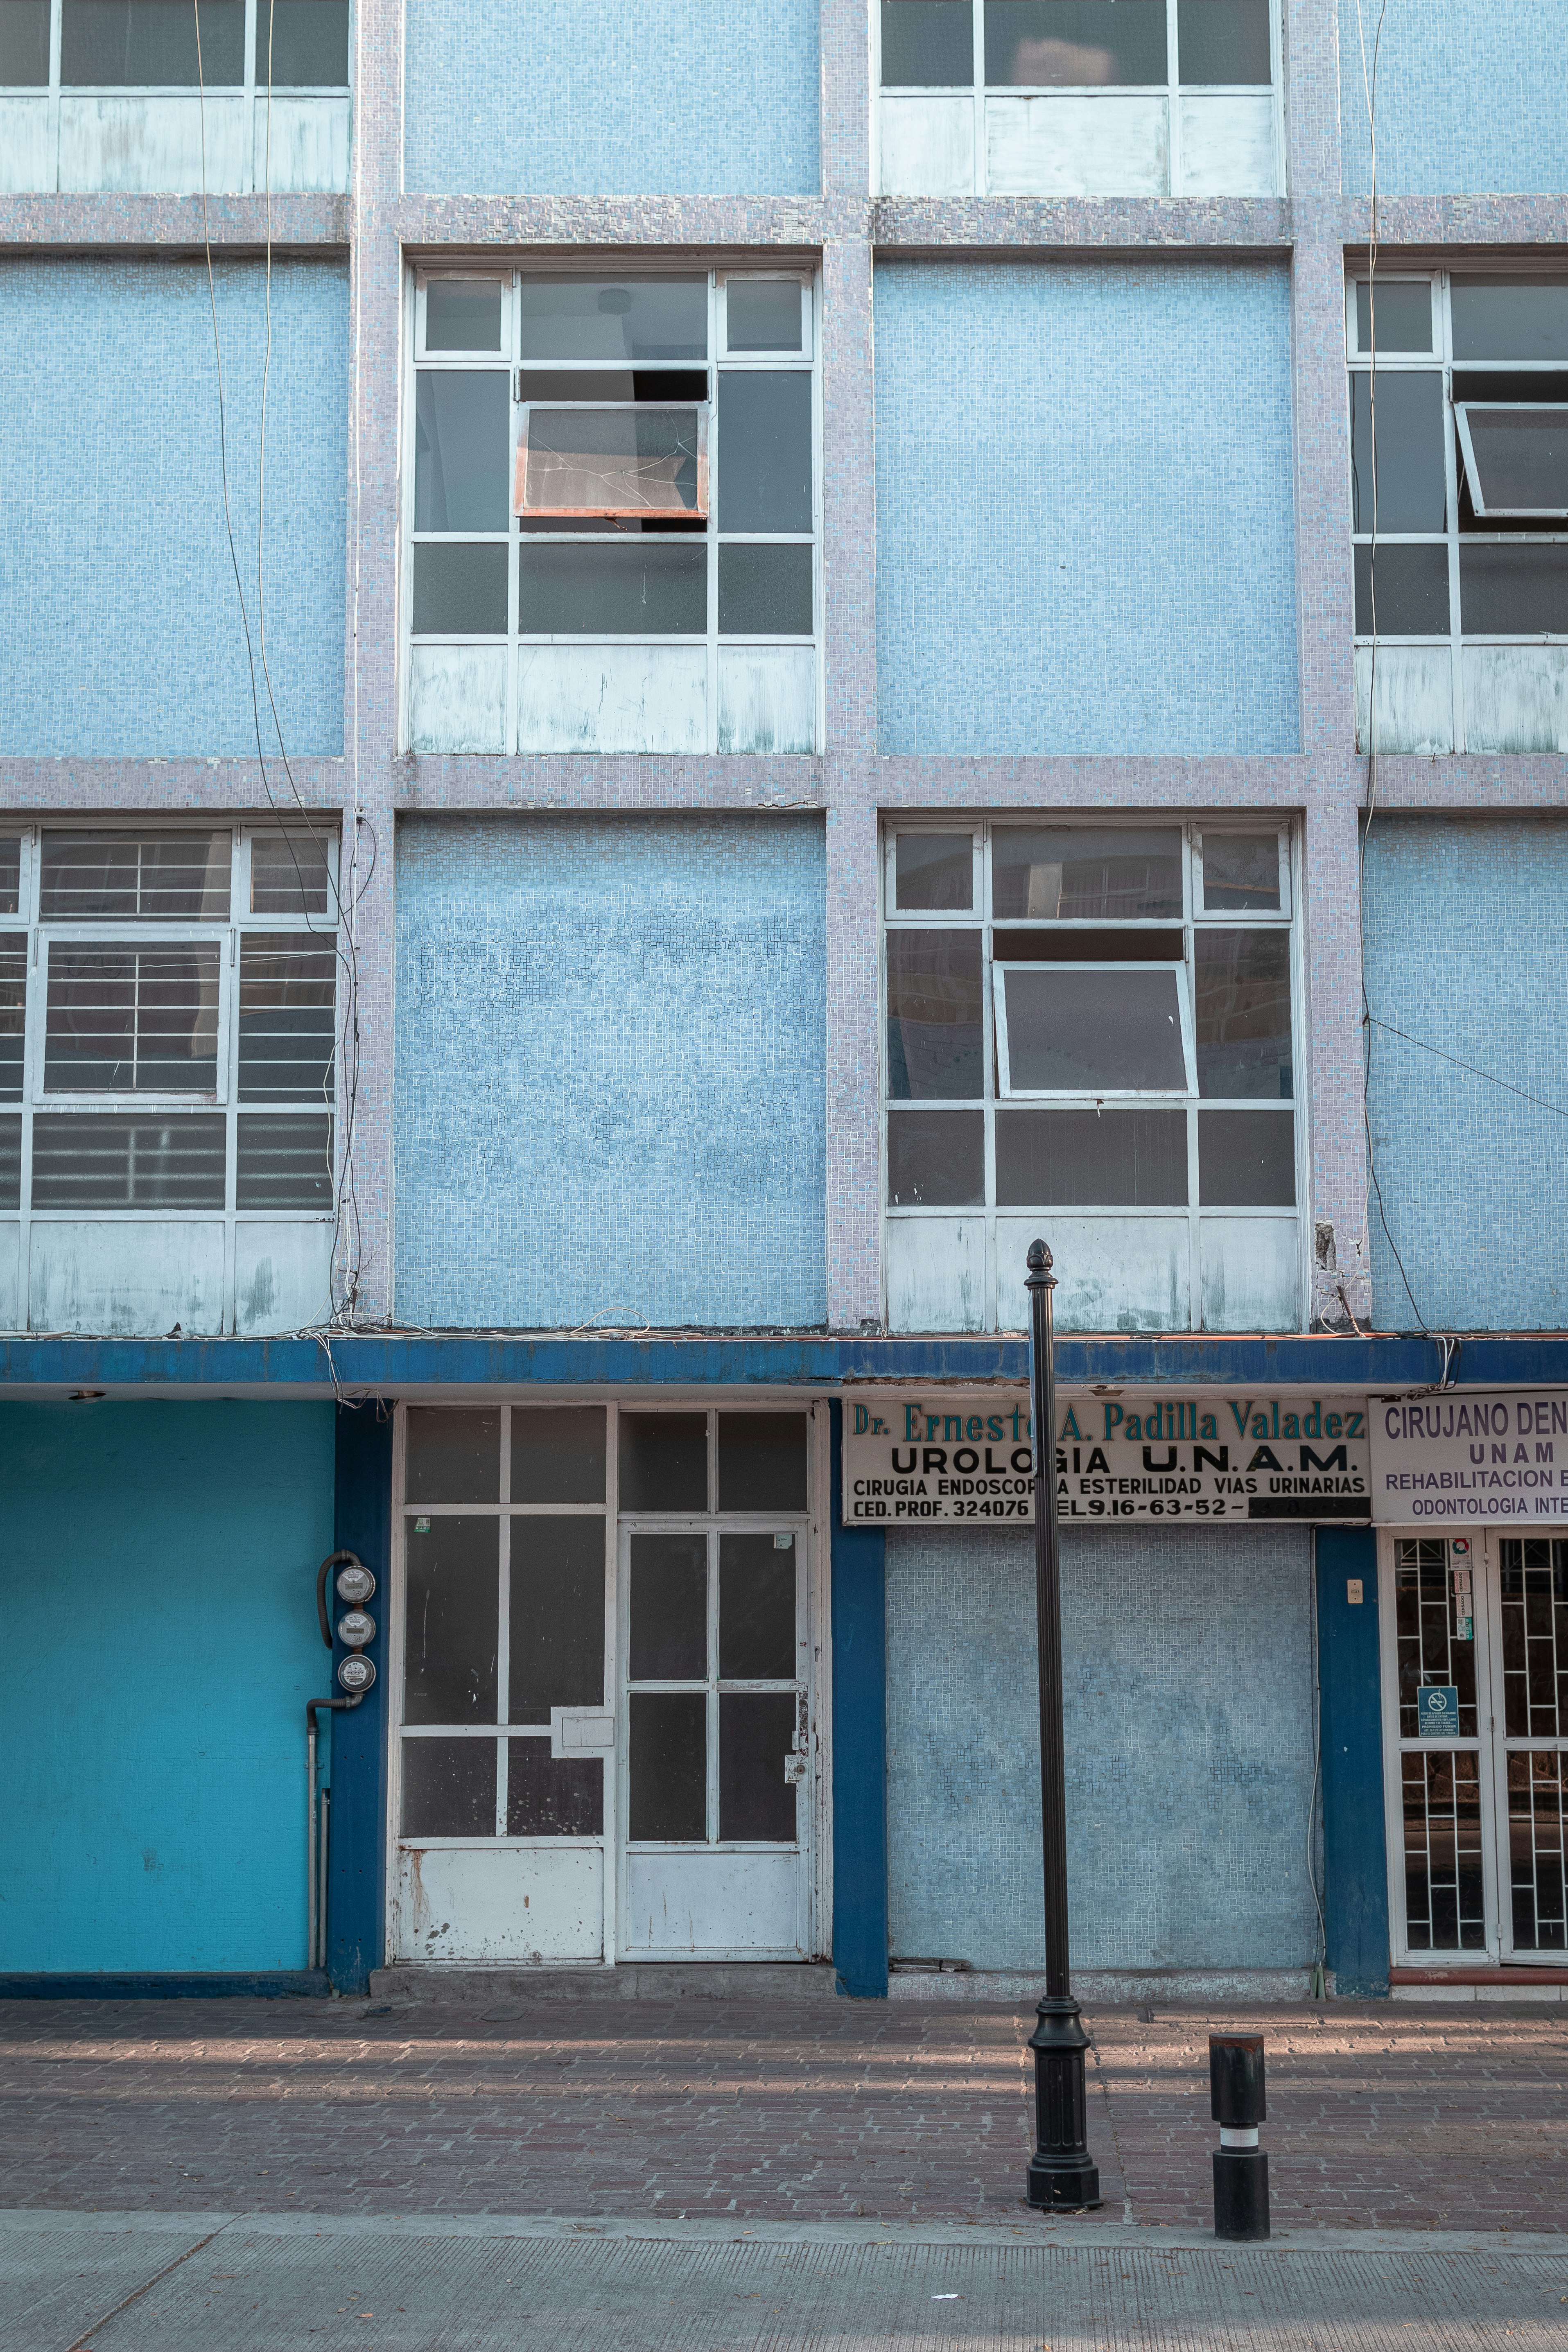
top-left (367, 1961), bottom-right (842, 2004)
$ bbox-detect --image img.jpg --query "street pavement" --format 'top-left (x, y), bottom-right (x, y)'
top-left (1, 1995), bottom-right (1563, 2346)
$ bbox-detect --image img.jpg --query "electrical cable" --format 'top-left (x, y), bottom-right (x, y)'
top-left (1365, 1017), bottom-right (1568, 1120)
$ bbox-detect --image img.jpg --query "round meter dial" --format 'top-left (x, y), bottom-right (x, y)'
top-left (337, 1654), bottom-right (376, 1694)
top-left (337, 1609), bottom-right (376, 1649)
top-left (335, 1562), bottom-right (377, 1605)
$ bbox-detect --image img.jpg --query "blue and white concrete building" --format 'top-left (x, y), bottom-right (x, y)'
top-left (3, 0), bottom-right (1568, 2006)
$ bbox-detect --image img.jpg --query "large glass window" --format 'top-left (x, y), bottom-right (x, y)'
top-left (1348, 274), bottom-right (1568, 753)
top-left (882, 819), bottom-right (1299, 1333)
top-left (406, 269), bottom-right (820, 756)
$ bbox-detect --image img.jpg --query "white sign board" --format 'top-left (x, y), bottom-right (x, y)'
top-left (1371, 1390), bottom-right (1568, 1524)
top-left (842, 1392), bottom-right (1372, 1526)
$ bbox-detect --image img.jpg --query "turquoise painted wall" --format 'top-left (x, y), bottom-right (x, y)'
top-left (0, 1402), bottom-right (335, 1973)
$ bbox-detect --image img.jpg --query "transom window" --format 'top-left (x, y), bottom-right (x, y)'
top-left (881, 819), bottom-right (1300, 1335)
top-left (1347, 274), bottom-right (1568, 755)
top-left (404, 269), bottom-right (820, 757)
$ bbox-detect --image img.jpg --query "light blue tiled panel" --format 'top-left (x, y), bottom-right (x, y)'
top-left (1339, 0), bottom-right (1568, 195)
top-left (404, 0), bottom-right (820, 195)
top-left (1364, 817), bottom-right (1568, 1332)
top-left (0, 257), bottom-right (346, 757)
top-left (0, 1402), bottom-right (334, 1973)
top-left (886, 1523), bottom-right (1317, 1971)
top-left (874, 260), bottom-right (1300, 754)
top-left (395, 815), bottom-right (827, 1329)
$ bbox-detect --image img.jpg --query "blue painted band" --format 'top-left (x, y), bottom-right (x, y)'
top-left (1316, 1525), bottom-right (1390, 1999)
top-left (5, 1332), bottom-right (1568, 1392)
top-left (0, 1972), bottom-right (330, 1999)
top-left (829, 1402), bottom-right (890, 2000)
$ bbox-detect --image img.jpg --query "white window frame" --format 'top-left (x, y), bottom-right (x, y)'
top-left (1453, 402), bottom-right (1568, 521)
top-left (402, 265), bottom-right (823, 757)
top-left (880, 817), bottom-right (1306, 1334)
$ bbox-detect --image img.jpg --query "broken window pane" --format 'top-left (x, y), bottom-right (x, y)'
top-left (400, 1737), bottom-right (495, 1838)
top-left (510, 1407), bottom-right (606, 1504)
top-left (1348, 372), bottom-right (1446, 534)
top-left (0, 837), bottom-right (18, 915)
top-left (402, 1517), bottom-right (499, 1723)
top-left (415, 373), bottom-right (510, 532)
top-left (717, 1414), bottom-right (809, 1514)
top-left (619, 1412), bottom-right (708, 1512)
top-left (1353, 542), bottom-right (1450, 635)
top-left (719, 1694), bottom-right (797, 1842)
top-left (1455, 406), bottom-right (1568, 518)
top-left (1177, 0), bottom-right (1270, 83)
top-left (887, 1109), bottom-right (985, 1204)
top-left (727, 281), bottom-right (803, 353)
top-left (250, 830), bottom-right (333, 917)
top-left (30, 1112), bottom-right (226, 1208)
top-left (406, 1407), bottom-right (500, 1504)
top-left (1202, 834), bottom-right (1280, 912)
top-left (995, 1108), bottom-right (1188, 1205)
top-left (235, 1111), bottom-right (333, 1208)
top-left (886, 930), bottom-right (984, 1100)
top-left (629, 1534), bottom-right (708, 1681)
top-left (62, 0), bottom-right (244, 83)
top-left (718, 543), bottom-right (813, 635)
top-left (985, 0), bottom-right (1166, 86)
top-left (411, 542), bottom-right (508, 635)
top-left (1198, 1109), bottom-right (1295, 1205)
top-left (254, 0), bottom-right (349, 84)
top-left (629, 1693), bottom-right (706, 1841)
top-left (0, 2), bottom-right (50, 82)
top-left (517, 406), bottom-right (707, 520)
top-left (519, 279), bottom-right (707, 364)
top-left (506, 1740), bottom-right (603, 1837)
top-left (1459, 544), bottom-right (1568, 635)
top-left (1193, 930), bottom-right (1292, 1099)
top-left (992, 827), bottom-right (1182, 920)
top-left (1353, 280), bottom-right (1433, 355)
top-left (895, 834), bottom-right (972, 912)
top-left (517, 541), bottom-right (706, 635)
top-left (509, 1517), bottom-right (606, 1722)
top-left (717, 373), bottom-right (812, 534)
top-left (0, 1115), bottom-right (18, 1211)
top-left (1451, 281), bottom-right (1568, 364)
top-left (424, 279), bottom-right (504, 353)
top-left (45, 945), bottom-right (219, 1093)
top-left (1000, 967), bottom-right (1188, 1093)
top-left (0, 933), bottom-right (23, 1101)
top-left (881, 0), bottom-right (974, 85)
top-left (41, 831), bottom-right (230, 920)
top-left (238, 933), bottom-right (335, 1102)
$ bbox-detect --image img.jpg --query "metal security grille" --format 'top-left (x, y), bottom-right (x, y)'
top-left (38, 830), bottom-right (231, 922)
top-left (30, 1112), bottom-right (227, 1209)
top-left (1498, 1539), bottom-right (1568, 1953)
top-left (1395, 1537), bottom-right (1480, 1739)
top-left (44, 945), bottom-right (221, 1094)
top-left (237, 934), bottom-right (337, 1103)
top-left (1401, 1747), bottom-right (1488, 1952)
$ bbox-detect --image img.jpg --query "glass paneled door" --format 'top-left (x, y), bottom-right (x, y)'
top-left (1380, 1532), bottom-right (1568, 1963)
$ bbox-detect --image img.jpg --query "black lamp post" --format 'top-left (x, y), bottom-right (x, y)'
top-left (1024, 1238), bottom-right (1101, 2212)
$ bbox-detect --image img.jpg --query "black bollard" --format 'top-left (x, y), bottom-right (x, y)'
top-left (1210, 2033), bottom-right (1270, 2241)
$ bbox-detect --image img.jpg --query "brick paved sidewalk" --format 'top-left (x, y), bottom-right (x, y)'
top-left (0, 1997), bottom-right (1561, 2234)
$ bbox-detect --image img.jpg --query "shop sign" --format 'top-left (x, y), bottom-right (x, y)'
top-left (1371, 1390), bottom-right (1568, 1524)
top-left (841, 1392), bottom-right (1372, 1526)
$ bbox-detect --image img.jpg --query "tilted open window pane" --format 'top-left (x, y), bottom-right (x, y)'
top-left (0, 933), bottom-right (23, 1101)
top-left (992, 826), bottom-right (1183, 920)
top-left (996, 966), bottom-right (1190, 1094)
top-left (1176, 0), bottom-right (1270, 83)
top-left (515, 406), bottom-right (708, 521)
top-left (985, 0), bottom-right (1167, 86)
top-left (881, 0), bottom-right (974, 86)
top-left (62, 0), bottom-right (244, 83)
top-left (886, 930), bottom-right (984, 1100)
top-left (45, 944), bottom-right (219, 1093)
top-left (1193, 930), bottom-right (1292, 1099)
top-left (41, 831), bottom-right (230, 921)
top-left (1455, 406), bottom-right (1568, 519)
top-left (30, 1112), bottom-right (226, 1208)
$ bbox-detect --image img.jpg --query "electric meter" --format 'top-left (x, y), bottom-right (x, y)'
top-left (337, 1654), bottom-right (376, 1694)
top-left (335, 1562), bottom-right (376, 1605)
top-left (337, 1609), bottom-right (376, 1649)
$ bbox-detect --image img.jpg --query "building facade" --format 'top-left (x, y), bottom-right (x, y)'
top-left (2, 0), bottom-right (1567, 2003)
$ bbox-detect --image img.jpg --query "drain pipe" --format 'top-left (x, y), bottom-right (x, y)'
top-left (307, 1695), bottom-right (363, 1971)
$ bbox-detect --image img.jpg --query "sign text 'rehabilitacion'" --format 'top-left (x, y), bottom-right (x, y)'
top-left (842, 1393), bottom-right (1372, 1525)
top-left (1371, 1391), bottom-right (1568, 1523)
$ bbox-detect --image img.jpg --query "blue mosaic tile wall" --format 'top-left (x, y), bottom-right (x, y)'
top-left (403, 0), bottom-right (821, 194)
top-left (1339, 0), bottom-right (1568, 194)
top-left (0, 257), bottom-right (347, 759)
top-left (394, 814), bottom-right (828, 1330)
top-left (873, 260), bottom-right (1300, 755)
top-left (1363, 816), bottom-right (1568, 1332)
top-left (886, 1522), bottom-right (1317, 1971)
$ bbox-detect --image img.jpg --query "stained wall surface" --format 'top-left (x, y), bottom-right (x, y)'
top-left (1339, 0), bottom-right (1568, 195)
top-left (885, 1522), bottom-right (1317, 1971)
top-left (402, 0), bottom-right (821, 195)
top-left (0, 1402), bottom-right (335, 1973)
top-left (1363, 816), bottom-right (1568, 1333)
top-left (394, 814), bottom-right (828, 1329)
top-left (0, 257), bottom-right (348, 757)
top-left (873, 260), bottom-right (1300, 755)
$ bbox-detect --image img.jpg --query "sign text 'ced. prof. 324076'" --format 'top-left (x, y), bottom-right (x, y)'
top-left (841, 1393), bottom-right (1373, 1525)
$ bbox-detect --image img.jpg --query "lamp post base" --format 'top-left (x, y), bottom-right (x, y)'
top-left (1025, 1993), bottom-right (1103, 2212)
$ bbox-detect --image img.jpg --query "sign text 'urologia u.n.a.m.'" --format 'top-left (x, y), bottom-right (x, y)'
top-left (841, 1393), bottom-right (1372, 1525)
